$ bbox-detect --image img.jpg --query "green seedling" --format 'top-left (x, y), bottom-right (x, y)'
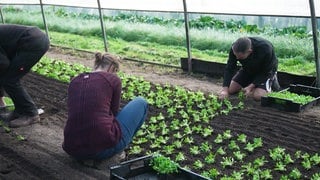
top-left (16, 135), bottom-right (26, 141)
top-left (150, 154), bottom-right (179, 175)
top-left (267, 90), bottom-right (315, 105)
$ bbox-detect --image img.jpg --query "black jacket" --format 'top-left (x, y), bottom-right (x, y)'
top-left (223, 37), bottom-right (278, 87)
top-left (0, 24), bottom-right (46, 73)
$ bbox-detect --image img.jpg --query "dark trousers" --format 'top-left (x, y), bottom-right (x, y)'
top-left (0, 27), bottom-right (50, 116)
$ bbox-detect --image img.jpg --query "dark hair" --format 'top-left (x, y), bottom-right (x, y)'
top-left (94, 52), bottom-right (120, 70)
top-left (232, 37), bottom-right (251, 53)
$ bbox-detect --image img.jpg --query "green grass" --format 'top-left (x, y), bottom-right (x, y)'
top-left (48, 31), bottom-right (316, 75)
top-left (2, 6), bottom-right (317, 75)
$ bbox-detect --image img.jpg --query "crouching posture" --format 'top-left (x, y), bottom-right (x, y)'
top-left (63, 52), bottom-right (148, 162)
top-left (219, 36), bottom-right (280, 101)
top-left (0, 24), bottom-right (50, 127)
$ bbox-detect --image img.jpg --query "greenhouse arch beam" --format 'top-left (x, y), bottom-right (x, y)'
top-left (0, 7), bottom-right (4, 23)
top-left (183, 0), bottom-right (192, 73)
top-left (39, 0), bottom-right (49, 38)
top-left (309, 0), bottom-right (320, 87)
top-left (97, 0), bottom-right (108, 52)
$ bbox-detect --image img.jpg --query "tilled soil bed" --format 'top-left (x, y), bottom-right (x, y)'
top-left (0, 48), bottom-right (319, 179)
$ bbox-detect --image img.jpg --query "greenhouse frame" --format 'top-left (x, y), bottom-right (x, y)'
top-left (1, 1), bottom-right (320, 179)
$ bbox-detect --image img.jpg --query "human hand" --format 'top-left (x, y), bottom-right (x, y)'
top-left (218, 89), bottom-right (229, 100)
top-left (243, 84), bottom-right (254, 97)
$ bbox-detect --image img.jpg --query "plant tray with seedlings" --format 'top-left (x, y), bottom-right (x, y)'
top-left (110, 155), bottom-right (209, 180)
top-left (261, 84), bottom-right (320, 112)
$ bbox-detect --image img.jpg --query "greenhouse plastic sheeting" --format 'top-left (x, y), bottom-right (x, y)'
top-left (1, 0), bottom-right (319, 17)
top-left (187, 0), bottom-right (319, 17)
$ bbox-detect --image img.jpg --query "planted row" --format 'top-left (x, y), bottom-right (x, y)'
top-left (31, 57), bottom-right (320, 179)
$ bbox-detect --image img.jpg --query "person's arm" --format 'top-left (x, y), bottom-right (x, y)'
top-left (110, 75), bottom-right (122, 116)
top-left (219, 48), bottom-right (238, 99)
top-left (223, 48), bottom-right (238, 87)
top-left (0, 46), bottom-right (10, 73)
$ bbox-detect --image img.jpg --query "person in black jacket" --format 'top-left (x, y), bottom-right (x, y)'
top-left (219, 37), bottom-right (280, 101)
top-left (0, 24), bottom-right (50, 127)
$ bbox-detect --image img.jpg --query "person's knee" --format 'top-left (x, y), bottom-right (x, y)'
top-left (253, 88), bottom-right (267, 101)
top-left (134, 96), bottom-right (148, 106)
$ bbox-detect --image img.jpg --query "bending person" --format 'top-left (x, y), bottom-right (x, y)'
top-left (63, 52), bottom-right (148, 162)
top-left (0, 24), bottom-right (50, 127)
top-left (219, 36), bottom-right (280, 101)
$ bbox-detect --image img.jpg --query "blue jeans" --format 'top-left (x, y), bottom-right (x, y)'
top-left (94, 96), bottom-right (148, 159)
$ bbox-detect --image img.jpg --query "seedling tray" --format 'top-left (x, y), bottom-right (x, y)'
top-left (110, 155), bottom-right (209, 180)
top-left (261, 84), bottom-right (320, 112)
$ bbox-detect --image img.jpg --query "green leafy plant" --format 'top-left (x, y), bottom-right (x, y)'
top-left (175, 152), bottom-right (186, 162)
top-left (274, 161), bottom-right (287, 172)
top-left (228, 140), bottom-right (240, 151)
top-left (129, 145), bottom-right (143, 154)
top-left (233, 151), bottom-right (246, 161)
top-left (289, 168), bottom-right (301, 179)
top-left (267, 90), bottom-right (315, 105)
top-left (201, 127), bottom-right (214, 137)
top-left (216, 147), bottom-right (226, 155)
top-left (190, 146), bottom-right (200, 155)
top-left (310, 153), bottom-right (320, 166)
top-left (16, 135), bottom-right (26, 141)
top-left (269, 146), bottom-right (286, 161)
top-left (222, 129), bottom-right (232, 140)
top-left (221, 157), bottom-right (235, 168)
top-left (214, 134), bottom-right (224, 144)
top-left (200, 142), bottom-right (212, 153)
top-left (193, 160), bottom-right (204, 170)
top-left (244, 142), bottom-right (256, 153)
top-left (204, 153), bottom-right (216, 164)
top-left (253, 156), bottom-right (267, 168)
top-left (241, 162), bottom-right (256, 176)
top-left (237, 133), bottom-right (247, 144)
top-left (260, 169), bottom-right (273, 179)
top-left (202, 168), bottom-right (220, 179)
top-left (311, 173), bottom-right (320, 180)
top-left (150, 154), bottom-right (179, 175)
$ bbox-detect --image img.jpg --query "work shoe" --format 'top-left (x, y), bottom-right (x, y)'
top-left (8, 115), bottom-right (40, 128)
top-left (95, 151), bottom-right (126, 170)
top-left (78, 151), bottom-right (126, 170)
top-left (1, 111), bottom-right (20, 122)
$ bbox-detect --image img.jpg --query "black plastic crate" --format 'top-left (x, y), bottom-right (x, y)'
top-left (110, 155), bottom-right (209, 180)
top-left (261, 84), bottom-right (320, 112)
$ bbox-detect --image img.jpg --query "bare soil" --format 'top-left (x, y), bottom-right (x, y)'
top-left (0, 47), bottom-right (319, 179)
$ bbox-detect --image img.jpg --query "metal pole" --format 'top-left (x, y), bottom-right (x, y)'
top-left (39, 0), bottom-right (49, 38)
top-left (97, 0), bottom-right (108, 52)
top-left (0, 6), bottom-right (5, 23)
top-left (309, 0), bottom-right (320, 87)
top-left (183, 0), bottom-right (192, 73)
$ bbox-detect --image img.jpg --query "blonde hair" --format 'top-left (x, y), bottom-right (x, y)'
top-left (94, 52), bottom-right (120, 71)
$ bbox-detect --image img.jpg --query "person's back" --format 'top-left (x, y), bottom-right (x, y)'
top-left (63, 71), bottom-right (122, 157)
top-left (63, 52), bottom-right (148, 162)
